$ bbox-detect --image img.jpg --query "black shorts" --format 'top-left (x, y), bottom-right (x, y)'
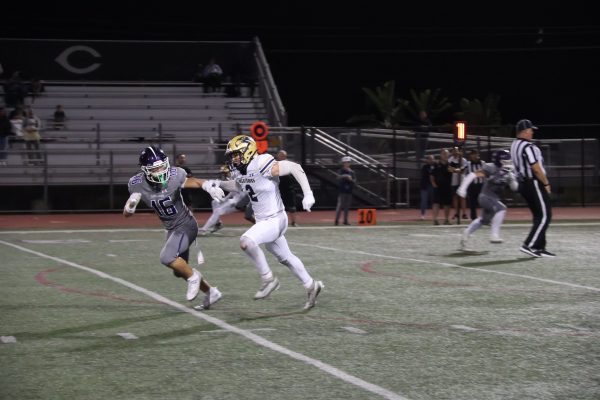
top-left (433, 187), bottom-right (452, 206)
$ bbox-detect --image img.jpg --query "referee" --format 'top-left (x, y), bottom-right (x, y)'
top-left (510, 119), bottom-right (555, 257)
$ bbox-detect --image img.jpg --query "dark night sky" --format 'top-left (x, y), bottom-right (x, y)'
top-left (3, 2), bottom-right (599, 131)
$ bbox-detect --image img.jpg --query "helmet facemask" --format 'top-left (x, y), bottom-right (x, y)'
top-left (494, 150), bottom-right (513, 171)
top-left (225, 135), bottom-right (257, 174)
top-left (141, 158), bottom-right (171, 184)
top-left (500, 159), bottom-right (514, 171)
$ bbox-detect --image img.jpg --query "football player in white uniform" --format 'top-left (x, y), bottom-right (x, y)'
top-left (123, 145), bottom-right (226, 309)
top-left (204, 135), bottom-right (324, 310)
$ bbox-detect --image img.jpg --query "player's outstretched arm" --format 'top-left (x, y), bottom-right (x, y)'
top-left (456, 171), bottom-right (483, 198)
top-left (272, 160), bottom-right (315, 211)
top-left (123, 192), bottom-right (141, 217)
top-left (184, 178), bottom-right (226, 202)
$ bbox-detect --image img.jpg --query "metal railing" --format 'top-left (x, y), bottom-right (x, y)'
top-left (1, 126), bottom-right (598, 211)
top-left (253, 37), bottom-right (287, 126)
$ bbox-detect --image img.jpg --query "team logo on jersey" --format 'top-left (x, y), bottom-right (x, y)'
top-left (129, 174), bottom-right (143, 185)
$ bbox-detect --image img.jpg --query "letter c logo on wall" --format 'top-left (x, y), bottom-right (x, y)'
top-left (55, 46), bottom-right (102, 74)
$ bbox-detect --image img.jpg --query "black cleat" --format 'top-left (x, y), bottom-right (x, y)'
top-left (536, 249), bottom-right (556, 258)
top-left (519, 245), bottom-right (541, 258)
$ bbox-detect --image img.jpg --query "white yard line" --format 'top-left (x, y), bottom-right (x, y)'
top-left (290, 243), bottom-right (600, 293)
top-left (450, 325), bottom-right (480, 333)
top-left (342, 326), bottom-right (368, 334)
top-left (0, 240), bottom-right (408, 400)
top-left (117, 332), bottom-right (139, 340)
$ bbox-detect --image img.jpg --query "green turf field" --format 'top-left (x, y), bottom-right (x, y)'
top-left (1, 223), bottom-right (599, 400)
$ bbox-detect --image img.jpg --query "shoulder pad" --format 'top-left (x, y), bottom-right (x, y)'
top-left (129, 173), bottom-right (143, 186)
top-left (257, 154), bottom-right (276, 174)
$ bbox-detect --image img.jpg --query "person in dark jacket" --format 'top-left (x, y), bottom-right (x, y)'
top-left (419, 155), bottom-right (435, 220)
top-left (334, 156), bottom-right (356, 226)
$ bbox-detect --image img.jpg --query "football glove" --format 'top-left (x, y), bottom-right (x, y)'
top-left (202, 180), bottom-right (225, 202)
top-left (124, 192), bottom-right (142, 214)
top-left (302, 191), bottom-right (315, 212)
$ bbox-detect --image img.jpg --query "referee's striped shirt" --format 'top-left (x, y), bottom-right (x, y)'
top-left (467, 160), bottom-right (484, 184)
top-left (510, 139), bottom-right (546, 180)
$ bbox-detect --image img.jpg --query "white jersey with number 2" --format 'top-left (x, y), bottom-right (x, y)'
top-left (231, 153), bottom-right (284, 221)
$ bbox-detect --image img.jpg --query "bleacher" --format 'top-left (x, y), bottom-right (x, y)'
top-left (35, 83), bottom-right (267, 139)
top-left (1, 82), bottom-right (269, 185)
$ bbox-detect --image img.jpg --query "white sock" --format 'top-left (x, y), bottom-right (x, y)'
top-left (281, 256), bottom-right (313, 289)
top-left (264, 237), bottom-right (313, 288)
top-left (240, 236), bottom-right (273, 281)
top-left (491, 210), bottom-right (506, 237)
top-left (466, 218), bottom-right (483, 236)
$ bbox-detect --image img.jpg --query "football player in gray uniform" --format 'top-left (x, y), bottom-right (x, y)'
top-left (123, 145), bottom-right (226, 310)
top-left (456, 150), bottom-right (519, 251)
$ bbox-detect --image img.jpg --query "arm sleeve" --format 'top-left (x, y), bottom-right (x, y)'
top-left (457, 172), bottom-right (477, 193)
top-left (277, 160), bottom-right (312, 195)
top-left (219, 179), bottom-right (242, 192)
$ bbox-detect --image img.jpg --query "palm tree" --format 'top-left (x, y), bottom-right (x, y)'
top-left (346, 80), bottom-right (406, 128)
top-left (456, 93), bottom-right (511, 136)
top-left (397, 88), bottom-right (452, 125)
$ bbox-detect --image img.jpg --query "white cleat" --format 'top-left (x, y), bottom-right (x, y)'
top-left (186, 269), bottom-right (201, 301)
top-left (254, 277), bottom-right (280, 300)
top-left (211, 221), bottom-right (224, 233)
top-left (194, 287), bottom-right (223, 310)
top-left (304, 280), bottom-right (324, 310)
top-left (490, 235), bottom-right (503, 243)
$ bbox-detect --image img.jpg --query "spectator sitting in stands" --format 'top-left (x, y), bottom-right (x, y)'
top-left (202, 58), bottom-right (223, 93)
top-left (24, 107), bottom-right (42, 164)
top-left (9, 107), bottom-right (25, 137)
top-left (53, 105), bottom-right (66, 130)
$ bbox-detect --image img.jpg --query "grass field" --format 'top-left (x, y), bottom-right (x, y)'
top-left (1, 222), bottom-right (599, 400)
